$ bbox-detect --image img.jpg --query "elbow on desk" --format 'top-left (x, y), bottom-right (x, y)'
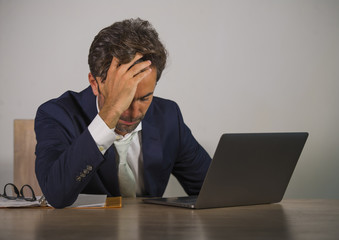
top-left (43, 189), bottom-right (78, 209)
top-left (37, 175), bottom-right (79, 209)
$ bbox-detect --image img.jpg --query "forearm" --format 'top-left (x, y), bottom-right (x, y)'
top-left (171, 103), bottom-right (211, 195)
top-left (173, 137), bottom-right (211, 195)
top-left (35, 128), bottom-right (104, 208)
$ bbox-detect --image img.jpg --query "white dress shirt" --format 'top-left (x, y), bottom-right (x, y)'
top-left (87, 99), bottom-right (145, 196)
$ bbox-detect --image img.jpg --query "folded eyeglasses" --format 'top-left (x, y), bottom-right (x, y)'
top-left (0, 183), bottom-right (36, 202)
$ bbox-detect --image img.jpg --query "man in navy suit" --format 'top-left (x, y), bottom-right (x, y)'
top-left (35, 18), bottom-right (211, 208)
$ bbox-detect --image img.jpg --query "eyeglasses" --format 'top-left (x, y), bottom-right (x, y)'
top-left (0, 183), bottom-right (36, 202)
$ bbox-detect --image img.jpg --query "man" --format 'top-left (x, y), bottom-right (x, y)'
top-left (35, 18), bottom-right (211, 208)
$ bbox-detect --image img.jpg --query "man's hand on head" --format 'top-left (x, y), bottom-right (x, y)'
top-left (95, 53), bottom-right (152, 129)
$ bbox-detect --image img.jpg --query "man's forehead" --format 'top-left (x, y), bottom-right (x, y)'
top-left (135, 69), bottom-right (156, 92)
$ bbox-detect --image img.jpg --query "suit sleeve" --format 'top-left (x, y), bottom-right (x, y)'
top-left (34, 102), bottom-right (106, 208)
top-left (171, 103), bottom-right (212, 195)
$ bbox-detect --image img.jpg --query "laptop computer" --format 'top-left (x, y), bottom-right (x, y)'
top-left (143, 132), bottom-right (308, 209)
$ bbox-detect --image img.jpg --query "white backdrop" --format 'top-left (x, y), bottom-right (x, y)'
top-left (0, 0), bottom-right (338, 198)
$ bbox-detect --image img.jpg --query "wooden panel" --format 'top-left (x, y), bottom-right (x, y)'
top-left (13, 119), bottom-right (42, 196)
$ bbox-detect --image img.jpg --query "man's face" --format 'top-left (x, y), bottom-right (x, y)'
top-left (98, 67), bottom-right (157, 135)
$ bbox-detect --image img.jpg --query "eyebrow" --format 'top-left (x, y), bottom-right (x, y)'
top-left (135, 92), bottom-right (154, 101)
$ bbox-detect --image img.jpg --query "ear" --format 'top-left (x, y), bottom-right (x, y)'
top-left (88, 72), bottom-right (99, 96)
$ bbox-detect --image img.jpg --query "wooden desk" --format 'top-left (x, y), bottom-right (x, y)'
top-left (1, 199), bottom-right (339, 240)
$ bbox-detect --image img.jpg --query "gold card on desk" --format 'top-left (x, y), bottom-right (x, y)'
top-left (105, 196), bottom-right (122, 208)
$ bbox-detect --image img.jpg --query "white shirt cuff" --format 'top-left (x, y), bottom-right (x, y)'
top-left (88, 114), bottom-right (117, 155)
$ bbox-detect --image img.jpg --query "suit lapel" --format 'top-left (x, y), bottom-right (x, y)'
top-left (142, 120), bottom-right (163, 196)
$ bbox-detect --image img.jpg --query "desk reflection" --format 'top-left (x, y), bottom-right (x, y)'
top-left (2, 199), bottom-right (338, 240)
top-left (33, 204), bottom-right (206, 239)
top-left (31, 201), bottom-right (291, 240)
top-left (194, 204), bottom-right (291, 240)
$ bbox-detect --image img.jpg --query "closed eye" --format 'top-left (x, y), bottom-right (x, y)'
top-left (140, 97), bottom-right (150, 102)
top-left (137, 92), bottom-right (153, 102)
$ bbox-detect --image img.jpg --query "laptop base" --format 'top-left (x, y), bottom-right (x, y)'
top-left (143, 196), bottom-right (198, 209)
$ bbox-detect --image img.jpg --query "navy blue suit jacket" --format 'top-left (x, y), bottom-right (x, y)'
top-left (35, 86), bottom-right (211, 208)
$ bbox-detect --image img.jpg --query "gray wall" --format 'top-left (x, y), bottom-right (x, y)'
top-left (1, 0), bottom-right (338, 199)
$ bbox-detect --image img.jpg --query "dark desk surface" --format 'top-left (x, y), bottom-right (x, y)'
top-left (1, 199), bottom-right (339, 240)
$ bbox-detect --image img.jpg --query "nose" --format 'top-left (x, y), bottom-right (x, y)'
top-left (125, 100), bottom-right (141, 120)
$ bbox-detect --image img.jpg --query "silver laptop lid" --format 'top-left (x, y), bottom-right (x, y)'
top-left (195, 132), bottom-right (308, 209)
